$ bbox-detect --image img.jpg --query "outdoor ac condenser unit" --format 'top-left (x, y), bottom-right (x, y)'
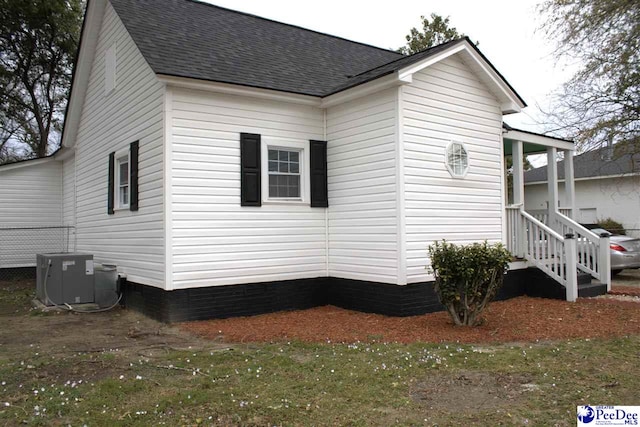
top-left (36, 253), bottom-right (95, 306)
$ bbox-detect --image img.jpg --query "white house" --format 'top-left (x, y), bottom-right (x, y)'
top-left (525, 145), bottom-right (640, 237)
top-left (1, 0), bottom-right (611, 321)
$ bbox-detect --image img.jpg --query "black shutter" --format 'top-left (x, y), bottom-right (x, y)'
top-left (107, 152), bottom-right (115, 215)
top-left (240, 133), bottom-right (261, 206)
top-left (129, 140), bottom-right (139, 211)
top-left (310, 140), bottom-right (328, 207)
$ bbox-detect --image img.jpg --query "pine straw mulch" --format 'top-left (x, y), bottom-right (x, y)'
top-left (181, 296), bottom-right (640, 344)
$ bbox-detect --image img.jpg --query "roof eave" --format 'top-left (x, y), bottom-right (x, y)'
top-left (319, 73), bottom-right (404, 108)
top-left (503, 128), bottom-right (574, 152)
top-left (157, 74), bottom-right (323, 106)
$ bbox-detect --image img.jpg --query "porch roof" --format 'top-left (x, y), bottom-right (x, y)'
top-left (502, 123), bottom-right (574, 155)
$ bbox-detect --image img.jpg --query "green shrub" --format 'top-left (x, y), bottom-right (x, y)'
top-left (427, 240), bottom-right (512, 326)
top-left (597, 217), bottom-right (626, 235)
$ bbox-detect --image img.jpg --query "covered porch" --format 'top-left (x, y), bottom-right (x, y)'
top-left (502, 124), bottom-right (611, 301)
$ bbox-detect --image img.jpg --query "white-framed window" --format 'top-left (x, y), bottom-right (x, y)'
top-left (115, 150), bottom-right (130, 209)
top-left (268, 148), bottom-right (301, 198)
top-left (445, 141), bottom-right (469, 178)
top-left (261, 139), bottom-right (310, 203)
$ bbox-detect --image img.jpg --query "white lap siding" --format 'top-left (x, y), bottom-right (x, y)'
top-left (170, 88), bottom-right (327, 289)
top-left (0, 161), bottom-right (62, 227)
top-left (74, 3), bottom-right (165, 287)
top-left (402, 55), bottom-right (504, 283)
top-left (62, 156), bottom-right (76, 251)
top-left (0, 160), bottom-right (63, 267)
top-left (326, 88), bottom-right (398, 284)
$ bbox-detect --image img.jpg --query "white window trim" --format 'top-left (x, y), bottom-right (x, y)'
top-left (260, 138), bottom-right (310, 205)
top-left (444, 141), bottom-right (469, 179)
top-left (114, 147), bottom-right (130, 210)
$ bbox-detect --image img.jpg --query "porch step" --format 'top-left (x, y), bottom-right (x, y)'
top-left (577, 271), bottom-right (592, 286)
top-left (525, 266), bottom-right (607, 300)
top-left (578, 281), bottom-right (607, 298)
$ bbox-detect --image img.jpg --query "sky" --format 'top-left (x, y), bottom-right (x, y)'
top-left (203, 0), bottom-right (575, 136)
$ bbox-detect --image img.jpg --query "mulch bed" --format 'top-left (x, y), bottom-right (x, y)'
top-left (181, 296), bottom-right (640, 344)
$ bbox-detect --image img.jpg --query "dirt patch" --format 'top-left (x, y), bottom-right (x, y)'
top-left (411, 371), bottom-right (535, 412)
top-left (0, 278), bottom-right (35, 316)
top-left (0, 279), bottom-right (226, 373)
top-left (182, 296), bottom-right (640, 344)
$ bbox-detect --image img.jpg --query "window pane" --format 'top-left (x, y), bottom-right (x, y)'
top-left (268, 150), bottom-right (278, 161)
top-left (120, 186), bottom-right (128, 206)
top-left (279, 151), bottom-right (288, 162)
top-left (119, 161), bottom-right (128, 185)
top-left (279, 161), bottom-right (289, 173)
top-left (290, 151), bottom-right (299, 163)
top-left (290, 162), bottom-right (299, 173)
top-left (288, 175), bottom-right (300, 197)
top-left (268, 161), bottom-right (278, 172)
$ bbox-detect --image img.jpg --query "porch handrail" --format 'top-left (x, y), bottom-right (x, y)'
top-left (505, 207), bottom-right (579, 301)
top-left (521, 210), bottom-right (565, 241)
top-left (520, 210), bottom-right (567, 286)
top-left (553, 211), bottom-right (611, 288)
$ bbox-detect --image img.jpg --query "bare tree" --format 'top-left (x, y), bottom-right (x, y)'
top-left (539, 0), bottom-right (639, 152)
top-left (0, 0), bottom-right (83, 162)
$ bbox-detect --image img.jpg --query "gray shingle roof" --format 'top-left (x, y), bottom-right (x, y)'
top-left (109, 0), bottom-right (404, 97)
top-left (324, 38), bottom-right (466, 96)
top-left (524, 145), bottom-right (640, 183)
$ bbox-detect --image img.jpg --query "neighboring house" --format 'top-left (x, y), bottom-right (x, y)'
top-left (524, 146), bottom-right (640, 237)
top-left (0, 153), bottom-right (75, 269)
top-left (1, 0), bottom-right (609, 321)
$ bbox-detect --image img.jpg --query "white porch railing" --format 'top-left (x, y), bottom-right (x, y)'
top-left (505, 206), bottom-right (578, 301)
top-left (505, 206), bottom-right (521, 255)
top-left (527, 207), bottom-right (572, 225)
top-left (521, 210), bottom-right (571, 288)
top-left (559, 207), bottom-right (571, 217)
top-left (505, 206), bottom-right (612, 300)
top-left (552, 212), bottom-right (611, 290)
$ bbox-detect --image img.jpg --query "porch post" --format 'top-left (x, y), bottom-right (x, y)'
top-left (512, 140), bottom-right (524, 206)
top-left (512, 140), bottom-right (526, 258)
top-left (547, 147), bottom-right (559, 230)
top-left (563, 149), bottom-right (576, 220)
top-left (564, 233), bottom-right (578, 302)
top-left (599, 233), bottom-right (612, 292)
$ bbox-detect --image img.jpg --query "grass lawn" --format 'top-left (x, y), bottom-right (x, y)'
top-left (1, 279), bottom-right (638, 426)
